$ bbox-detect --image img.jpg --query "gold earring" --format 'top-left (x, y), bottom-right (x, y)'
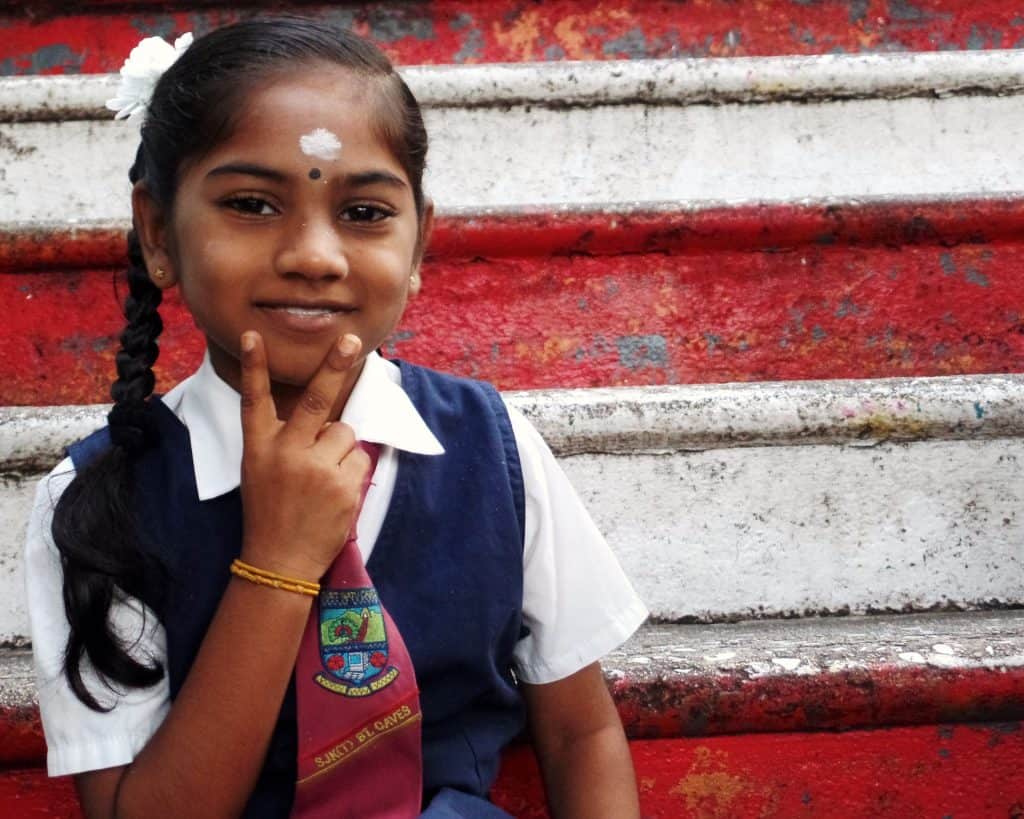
top-left (153, 267), bottom-right (166, 281)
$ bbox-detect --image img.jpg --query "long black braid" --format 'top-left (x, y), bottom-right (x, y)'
top-left (108, 201), bottom-right (163, 452)
top-left (52, 154), bottom-right (166, 710)
top-left (50, 17), bottom-right (430, 710)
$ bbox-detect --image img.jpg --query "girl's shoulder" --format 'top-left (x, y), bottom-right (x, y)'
top-left (65, 425), bottom-right (113, 470)
top-left (391, 358), bottom-right (512, 427)
top-left (392, 358), bottom-right (502, 397)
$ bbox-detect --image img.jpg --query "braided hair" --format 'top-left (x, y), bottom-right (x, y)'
top-left (51, 17), bottom-right (429, 710)
top-left (108, 211), bottom-right (163, 453)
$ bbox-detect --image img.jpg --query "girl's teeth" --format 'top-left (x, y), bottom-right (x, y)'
top-left (280, 307), bottom-right (334, 317)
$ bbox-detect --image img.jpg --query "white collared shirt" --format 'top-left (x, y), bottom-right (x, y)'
top-left (25, 353), bottom-right (648, 777)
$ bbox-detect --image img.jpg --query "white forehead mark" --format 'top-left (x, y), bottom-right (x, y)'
top-left (299, 128), bottom-right (342, 161)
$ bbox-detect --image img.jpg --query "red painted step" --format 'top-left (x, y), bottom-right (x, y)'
top-left (5, 723), bottom-right (1024, 818)
top-left (7, 658), bottom-right (1021, 767)
top-left (0, 769), bottom-right (79, 819)
top-left (2, 0), bottom-right (1024, 76)
top-left (493, 724), bottom-right (1024, 818)
top-left (1, 200), bottom-right (1022, 405)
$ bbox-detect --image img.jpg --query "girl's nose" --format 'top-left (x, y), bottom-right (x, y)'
top-left (274, 217), bottom-right (349, 281)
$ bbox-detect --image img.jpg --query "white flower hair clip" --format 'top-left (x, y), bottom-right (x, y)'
top-left (106, 32), bottom-right (194, 125)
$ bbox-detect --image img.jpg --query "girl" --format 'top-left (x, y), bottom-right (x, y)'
top-left (24, 18), bottom-right (647, 819)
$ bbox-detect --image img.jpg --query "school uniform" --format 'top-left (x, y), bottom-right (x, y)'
top-left (25, 352), bottom-right (648, 815)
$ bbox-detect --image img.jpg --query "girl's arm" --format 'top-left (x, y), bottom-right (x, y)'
top-left (75, 333), bottom-right (369, 819)
top-left (75, 578), bottom-right (314, 817)
top-left (521, 662), bottom-right (640, 819)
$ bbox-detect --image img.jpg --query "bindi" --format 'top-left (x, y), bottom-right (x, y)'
top-left (308, 168), bottom-right (322, 180)
top-left (299, 128), bottom-right (342, 161)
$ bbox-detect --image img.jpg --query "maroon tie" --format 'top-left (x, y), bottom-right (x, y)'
top-left (292, 443), bottom-right (424, 818)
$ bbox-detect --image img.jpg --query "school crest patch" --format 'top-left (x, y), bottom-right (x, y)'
top-left (314, 587), bottom-right (399, 697)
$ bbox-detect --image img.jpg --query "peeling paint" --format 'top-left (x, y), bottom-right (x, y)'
top-left (2, 199), bottom-right (1023, 403)
top-left (670, 747), bottom-right (748, 813)
top-left (0, 43), bottom-right (82, 76)
top-left (844, 413), bottom-right (932, 441)
top-left (7, 722), bottom-right (1024, 817)
top-left (0, 2), bottom-right (1023, 77)
top-left (492, 724), bottom-right (1024, 815)
top-left (128, 15), bottom-right (178, 40)
top-left (965, 265), bottom-right (991, 287)
top-left (6, 612), bottom-right (1024, 761)
top-left (602, 27), bottom-right (649, 59)
top-left (453, 27), bottom-right (484, 63)
top-left (616, 334), bottom-right (667, 370)
top-left (365, 7), bottom-right (434, 44)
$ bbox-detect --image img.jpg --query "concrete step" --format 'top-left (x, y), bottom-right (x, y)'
top-left (4, 51), bottom-right (1024, 221)
top-left (605, 610), bottom-right (1024, 737)
top-left (493, 720), bottom-right (1024, 818)
top-left (5, 610), bottom-right (1023, 757)
top-left (4, 610), bottom-right (1024, 816)
top-left (7, 723), bottom-right (1024, 819)
top-left (2, 0), bottom-right (1022, 75)
top-left (2, 199), bottom-right (1022, 404)
top-left (2, 371), bottom-right (1022, 643)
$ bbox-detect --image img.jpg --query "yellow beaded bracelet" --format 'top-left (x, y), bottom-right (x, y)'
top-left (230, 558), bottom-right (321, 597)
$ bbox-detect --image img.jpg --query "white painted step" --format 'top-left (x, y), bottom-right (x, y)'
top-left (1, 373), bottom-right (1022, 644)
top-left (3, 51), bottom-right (1024, 224)
top-left (606, 609), bottom-right (1024, 680)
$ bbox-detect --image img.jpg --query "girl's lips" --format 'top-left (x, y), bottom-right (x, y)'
top-left (257, 304), bottom-right (355, 334)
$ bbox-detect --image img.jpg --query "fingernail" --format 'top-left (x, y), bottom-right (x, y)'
top-left (339, 334), bottom-right (359, 356)
top-left (241, 332), bottom-right (255, 352)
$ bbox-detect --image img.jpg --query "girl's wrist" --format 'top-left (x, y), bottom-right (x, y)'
top-left (230, 558), bottom-right (320, 597)
top-left (238, 541), bottom-right (326, 586)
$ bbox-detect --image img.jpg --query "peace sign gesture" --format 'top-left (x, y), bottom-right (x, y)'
top-left (236, 331), bottom-right (371, 583)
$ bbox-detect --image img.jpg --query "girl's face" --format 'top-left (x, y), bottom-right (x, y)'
top-left (135, 66), bottom-right (428, 405)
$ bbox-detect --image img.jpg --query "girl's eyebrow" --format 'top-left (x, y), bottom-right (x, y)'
top-left (347, 170), bottom-right (408, 190)
top-left (207, 161), bottom-right (287, 182)
top-left (205, 163), bottom-right (407, 190)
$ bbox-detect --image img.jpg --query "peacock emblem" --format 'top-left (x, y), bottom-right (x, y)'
top-left (330, 608), bottom-right (372, 645)
top-left (316, 588), bottom-right (393, 693)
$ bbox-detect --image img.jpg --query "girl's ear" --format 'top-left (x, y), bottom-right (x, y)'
top-left (409, 199), bottom-right (435, 298)
top-left (131, 183), bottom-right (178, 290)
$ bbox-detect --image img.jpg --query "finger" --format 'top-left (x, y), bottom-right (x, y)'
top-left (239, 331), bottom-right (277, 440)
top-left (285, 334), bottom-right (362, 440)
top-left (337, 445), bottom-right (372, 490)
top-left (314, 421), bottom-right (358, 465)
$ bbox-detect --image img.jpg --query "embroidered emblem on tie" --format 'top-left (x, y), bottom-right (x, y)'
top-left (314, 587), bottom-right (399, 697)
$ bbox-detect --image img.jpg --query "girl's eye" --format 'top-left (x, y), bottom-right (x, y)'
top-left (342, 204), bottom-right (393, 223)
top-left (224, 196), bottom-right (277, 216)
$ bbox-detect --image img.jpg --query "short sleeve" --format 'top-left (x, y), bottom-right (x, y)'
top-left (506, 407), bottom-right (648, 684)
top-left (24, 458), bottom-right (171, 777)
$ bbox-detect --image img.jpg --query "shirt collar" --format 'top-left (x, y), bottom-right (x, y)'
top-left (162, 350), bottom-right (444, 501)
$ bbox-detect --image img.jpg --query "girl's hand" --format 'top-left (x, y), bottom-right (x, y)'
top-left (237, 330), bottom-right (370, 582)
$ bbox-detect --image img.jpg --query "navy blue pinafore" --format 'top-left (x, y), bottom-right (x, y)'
top-left (70, 361), bottom-right (527, 818)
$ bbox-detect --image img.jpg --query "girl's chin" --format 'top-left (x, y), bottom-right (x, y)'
top-left (267, 353), bottom-right (367, 392)
top-left (263, 344), bottom-right (343, 380)
top-left (267, 362), bottom-right (334, 389)
top-left (268, 359), bottom-right (315, 382)
top-left (206, 338), bottom-right (367, 395)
